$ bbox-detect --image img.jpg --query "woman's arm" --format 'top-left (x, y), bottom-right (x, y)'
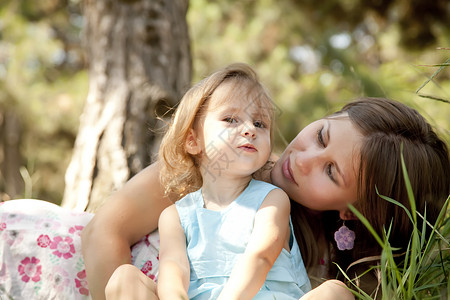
top-left (157, 205), bottom-right (190, 300)
top-left (217, 188), bottom-right (291, 300)
top-left (81, 162), bottom-right (173, 300)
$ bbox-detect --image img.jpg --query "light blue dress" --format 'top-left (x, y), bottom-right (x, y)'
top-left (175, 179), bottom-right (311, 299)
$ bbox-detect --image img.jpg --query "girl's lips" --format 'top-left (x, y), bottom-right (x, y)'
top-left (282, 156), bottom-right (297, 185)
top-left (238, 143), bottom-right (257, 152)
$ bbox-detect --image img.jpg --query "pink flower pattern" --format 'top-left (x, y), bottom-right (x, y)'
top-left (75, 270), bottom-right (89, 296)
top-left (50, 236), bottom-right (76, 259)
top-left (68, 225), bottom-right (84, 237)
top-left (49, 265), bottom-right (71, 293)
top-left (37, 234), bottom-right (52, 248)
top-left (18, 257), bottom-right (42, 283)
top-left (1, 199), bottom-right (160, 298)
top-left (141, 260), bottom-right (153, 274)
top-left (141, 260), bottom-right (156, 280)
top-left (144, 233), bottom-right (151, 247)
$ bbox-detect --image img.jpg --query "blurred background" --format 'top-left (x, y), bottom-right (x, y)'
top-left (0, 0), bottom-right (448, 206)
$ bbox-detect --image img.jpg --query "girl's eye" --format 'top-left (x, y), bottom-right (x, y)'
top-left (254, 120), bottom-right (265, 128)
top-left (317, 126), bottom-right (325, 147)
top-left (224, 117), bottom-right (237, 124)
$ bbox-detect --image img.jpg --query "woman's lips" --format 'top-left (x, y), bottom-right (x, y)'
top-left (282, 156), bottom-right (297, 185)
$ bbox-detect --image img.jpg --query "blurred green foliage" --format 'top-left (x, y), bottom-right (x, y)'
top-left (0, 0), bottom-right (87, 202)
top-left (188, 0), bottom-right (450, 153)
top-left (0, 0), bottom-right (448, 203)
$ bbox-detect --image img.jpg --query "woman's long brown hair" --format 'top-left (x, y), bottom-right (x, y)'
top-left (291, 98), bottom-right (450, 284)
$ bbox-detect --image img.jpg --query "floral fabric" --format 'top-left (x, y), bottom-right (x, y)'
top-left (0, 199), bottom-right (160, 300)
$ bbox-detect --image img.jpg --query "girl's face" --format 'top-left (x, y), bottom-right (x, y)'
top-left (195, 82), bottom-right (272, 180)
top-left (271, 114), bottom-right (363, 215)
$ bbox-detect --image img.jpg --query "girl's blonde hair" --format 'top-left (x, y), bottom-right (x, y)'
top-left (158, 63), bottom-right (274, 198)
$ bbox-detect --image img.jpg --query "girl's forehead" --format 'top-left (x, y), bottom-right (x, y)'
top-left (210, 81), bottom-right (252, 102)
top-left (208, 81), bottom-right (272, 114)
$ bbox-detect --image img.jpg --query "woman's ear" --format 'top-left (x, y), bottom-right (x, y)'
top-left (339, 209), bottom-right (357, 221)
top-left (185, 129), bottom-right (201, 155)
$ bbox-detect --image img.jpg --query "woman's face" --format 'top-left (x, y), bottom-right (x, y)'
top-left (271, 114), bottom-right (363, 215)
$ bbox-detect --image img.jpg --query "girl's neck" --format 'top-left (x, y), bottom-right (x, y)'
top-left (201, 175), bottom-right (252, 211)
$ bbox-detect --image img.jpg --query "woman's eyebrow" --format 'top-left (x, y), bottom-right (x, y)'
top-left (328, 121), bottom-right (347, 187)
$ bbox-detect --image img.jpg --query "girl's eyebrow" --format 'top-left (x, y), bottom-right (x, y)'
top-left (327, 121), bottom-right (347, 187)
top-left (219, 105), bottom-right (241, 114)
top-left (219, 104), bottom-right (270, 123)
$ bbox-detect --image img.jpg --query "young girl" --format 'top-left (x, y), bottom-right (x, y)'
top-left (156, 63), bottom-right (311, 299)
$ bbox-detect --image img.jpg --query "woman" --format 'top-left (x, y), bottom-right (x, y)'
top-left (82, 97), bottom-right (449, 299)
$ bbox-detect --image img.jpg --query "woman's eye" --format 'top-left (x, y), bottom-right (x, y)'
top-left (317, 126), bottom-right (325, 147)
top-left (254, 120), bottom-right (265, 128)
top-left (326, 164), bottom-right (336, 182)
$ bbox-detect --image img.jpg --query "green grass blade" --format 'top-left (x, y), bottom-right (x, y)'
top-left (335, 263), bottom-right (373, 299)
top-left (376, 189), bottom-right (414, 225)
top-left (348, 204), bottom-right (384, 248)
top-left (416, 58), bottom-right (450, 93)
top-left (417, 94), bottom-right (450, 104)
top-left (338, 152), bottom-right (449, 299)
top-left (417, 63), bottom-right (450, 67)
top-left (400, 146), bottom-right (417, 224)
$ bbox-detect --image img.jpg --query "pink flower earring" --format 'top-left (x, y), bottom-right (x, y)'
top-left (334, 222), bottom-right (355, 250)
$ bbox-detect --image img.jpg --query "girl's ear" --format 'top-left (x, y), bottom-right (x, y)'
top-left (185, 129), bottom-right (201, 155)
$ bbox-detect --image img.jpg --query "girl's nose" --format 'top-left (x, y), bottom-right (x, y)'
top-left (241, 124), bottom-right (256, 138)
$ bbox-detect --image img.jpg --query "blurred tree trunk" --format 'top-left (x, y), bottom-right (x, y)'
top-left (0, 109), bottom-right (24, 201)
top-left (61, 0), bottom-right (191, 212)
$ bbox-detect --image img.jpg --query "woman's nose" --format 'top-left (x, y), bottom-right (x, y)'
top-left (293, 151), bottom-right (316, 175)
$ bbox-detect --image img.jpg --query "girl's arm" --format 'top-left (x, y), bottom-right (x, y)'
top-left (81, 162), bottom-right (174, 300)
top-left (217, 188), bottom-right (291, 300)
top-left (157, 205), bottom-right (190, 300)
